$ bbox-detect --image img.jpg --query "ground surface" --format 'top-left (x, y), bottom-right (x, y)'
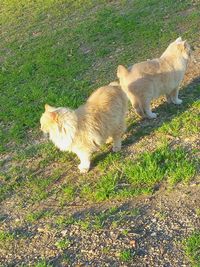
top-left (0, 0), bottom-right (200, 266)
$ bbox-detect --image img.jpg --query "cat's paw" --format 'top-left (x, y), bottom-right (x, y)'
top-left (174, 99), bottom-right (182, 105)
top-left (78, 164), bottom-right (90, 173)
top-left (147, 112), bottom-right (157, 119)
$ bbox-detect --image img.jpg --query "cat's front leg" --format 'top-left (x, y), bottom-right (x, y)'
top-left (170, 88), bottom-right (182, 105)
top-left (112, 136), bottom-right (122, 152)
top-left (76, 150), bottom-right (91, 173)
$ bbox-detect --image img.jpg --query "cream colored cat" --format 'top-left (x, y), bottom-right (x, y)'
top-left (40, 84), bottom-right (127, 173)
top-left (117, 37), bottom-right (191, 119)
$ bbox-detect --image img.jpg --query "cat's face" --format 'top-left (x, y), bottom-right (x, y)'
top-left (40, 104), bottom-right (58, 135)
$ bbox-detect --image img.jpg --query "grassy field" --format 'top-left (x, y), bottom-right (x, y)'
top-left (1, 0), bottom-right (200, 266)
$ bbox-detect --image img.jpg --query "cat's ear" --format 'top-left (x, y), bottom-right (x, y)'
top-left (49, 111), bottom-right (58, 122)
top-left (183, 40), bottom-right (188, 48)
top-left (175, 37), bottom-right (182, 43)
top-left (44, 104), bottom-right (58, 121)
top-left (117, 65), bottom-right (128, 78)
top-left (177, 40), bottom-right (189, 51)
top-left (45, 104), bottom-right (55, 112)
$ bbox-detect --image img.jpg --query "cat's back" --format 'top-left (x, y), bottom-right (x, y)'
top-left (75, 85), bottom-right (127, 147)
top-left (131, 59), bottom-right (162, 76)
top-left (86, 85), bottom-right (127, 110)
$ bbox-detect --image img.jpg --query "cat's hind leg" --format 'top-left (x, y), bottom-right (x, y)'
top-left (130, 96), bottom-right (146, 118)
top-left (112, 121), bottom-right (126, 152)
top-left (166, 94), bottom-right (172, 103)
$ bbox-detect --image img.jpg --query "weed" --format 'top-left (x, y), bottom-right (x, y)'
top-left (119, 249), bottom-right (133, 262)
top-left (93, 172), bottom-right (120, 201)
top-left (184, 232), bottom-right (200, 266)
top-left (55, 216), bottom-right (75, 228)
top-left (0, 231), bottom-right (15, 248)
top-left (0, 231), bottom-right (15, 242)
top-left (34, 260), bottom-right (53, 267)
top-left (195, 209), bottom-right (200, 217)
top-left (59, 185), bottom-right (75, 205)
top-left (55, 238), bottom-right (71, 250)
top-left (26, 210), bottom-right (53, 223)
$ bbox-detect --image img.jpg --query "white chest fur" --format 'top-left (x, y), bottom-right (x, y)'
top-left (49, 127), bottom-right (74, 152)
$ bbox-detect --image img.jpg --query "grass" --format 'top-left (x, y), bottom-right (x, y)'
top-left (26, 210), bottom-right (53, 223)
top-left (1, 0), bottom-right (200, 265)
top-left (119, 249), bottom-right (134, 262)
top-left (0, 143), bottom-right (197, 205)
top-left (55, 238), bottom-right (71, 250)
top-left (195, 209), bottom-right (200, 217)
top-left (184, 232), bottom-right (200, 267)
top-left (55, 215), bottom-right (75, 228)
top-left (79, 145), bottom-right (197, 201)
top-left (0, 231), bottom-right (15, 243)
top-left (58, 184), bottom-right (76, 205)
top-left (54, 206), bottom-right (140, 232)
top-left (157, 94), bottom-right (200, 137)
top-left (34, 260), bottom-right (53, 267)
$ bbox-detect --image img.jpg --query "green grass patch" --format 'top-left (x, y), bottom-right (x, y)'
top-left (55, 238), bottom-right (70, 250)
top-left (123, 145), bottom-right (196, 191)
top-left (34, 260), bottom-right (53, 267)
top-left (195, 209), bottom-right (200, 217)
top-left (55, 206), bottom-right (140, 231)
top-left (0, 231), bottom-right (15, 249)
top-left (75, 208), bottom-right (118, 230)
top-left (26, 210), bottom-right (53, 223)
top-left (158, 99), bottom-right (200, 137)
top-left (119, 249), bottom-right (134, 262)
top-left (80, 145), bottom-right (197, 201)
top-left (0, 231), bottom-right (15, 242)
top-left (184, 232), bottom-right (200, 267)
top-left (55, 215), bottom-right (75, 229)
top-left (58, 184), bottom-right (76, 206)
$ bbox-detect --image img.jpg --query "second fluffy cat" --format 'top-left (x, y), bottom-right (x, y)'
top-left (117, 37), bottom-right (191, 119)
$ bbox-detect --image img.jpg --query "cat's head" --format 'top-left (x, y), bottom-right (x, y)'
top-left (40, 104), bottom-right (60, 136)
top-left (168, 37), bottom-right (191, 60)
top-left (40, 104), bottom-right (78, 150)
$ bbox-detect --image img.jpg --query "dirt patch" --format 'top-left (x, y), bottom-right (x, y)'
top-left (0, 182), bottom-right (199, 266)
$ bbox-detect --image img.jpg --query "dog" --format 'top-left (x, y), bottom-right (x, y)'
top-left (40, 84), bottom-right (127, 173)
top-left (117, 37), bottom-right (191, 119)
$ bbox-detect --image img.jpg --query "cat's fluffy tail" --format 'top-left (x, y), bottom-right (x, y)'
top-left (117, 65), bottom-right (129, 79)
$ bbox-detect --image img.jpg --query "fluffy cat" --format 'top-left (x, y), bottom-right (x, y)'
top-left (117, 37), bottom-right (191, 119)
top-left (40, 84), bottom-right (127, 173)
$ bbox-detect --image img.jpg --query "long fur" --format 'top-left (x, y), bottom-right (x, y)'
top-left (40, 85), bottom-right (128, 172)
top-left (49, 109), bottom-right (77, 151)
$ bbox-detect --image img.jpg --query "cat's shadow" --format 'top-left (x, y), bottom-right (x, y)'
top-left (93, 75), bottom-right (200, 167)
